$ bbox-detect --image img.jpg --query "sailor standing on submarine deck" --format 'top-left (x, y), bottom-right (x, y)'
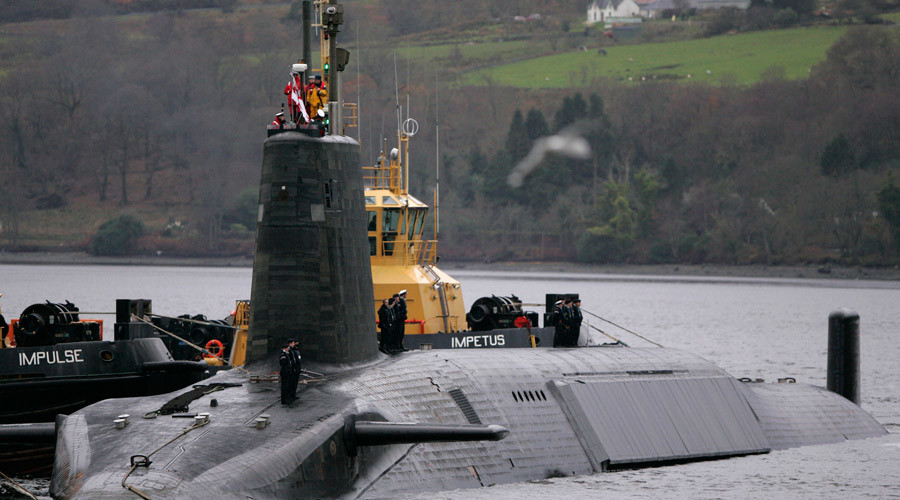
top-left (288, 338), bottom-right (302, 398)
top-left (561, 297), bottom-right (575, 347)
top-left (387, 293), bottom-right (401, 353)
top-left (394, 289), bottom-right (409, 352)
top-left (279, 344), bottom-right (297, 404)
top-left (551, 300), bottom-right (565, 347)
top-left (571, 299), bottom-right (584, 346)
top-left (377, 298), bottom-right (394, 354)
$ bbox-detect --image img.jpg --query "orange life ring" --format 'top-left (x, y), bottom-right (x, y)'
top-left (204, 339), bottom-right (224, 358)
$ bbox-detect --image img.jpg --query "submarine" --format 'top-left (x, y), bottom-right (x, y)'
top-left (0, 299), bottom-right (209, 475)
top-left (48, 2), bottom-right (886, 498)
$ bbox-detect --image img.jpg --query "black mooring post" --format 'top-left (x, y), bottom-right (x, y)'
top-left (827, 310), bottom-right (860, 405)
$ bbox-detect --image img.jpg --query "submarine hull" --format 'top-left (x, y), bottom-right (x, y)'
top-left (0, 338), bottom-right (208, 475)
top-left (50, 347), bottom-right (885, 499)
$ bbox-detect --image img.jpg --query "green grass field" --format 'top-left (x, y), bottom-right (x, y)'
top-left (395, 39), bottom-right (534, 64)
top-left (462, 25), bottom-right (850, 87)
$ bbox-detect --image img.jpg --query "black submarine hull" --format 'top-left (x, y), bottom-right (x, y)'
top-left (50, 347), bottom-right (886, 499)
top-left (0, 338), bottom-right (208, 475)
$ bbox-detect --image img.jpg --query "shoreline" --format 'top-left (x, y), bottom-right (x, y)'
top-left (0, 251), bottom-right (254, 268)
top-left (2, 251), bottom-right (899, 281)
top-left (445, 261), bottom-right (900, 281)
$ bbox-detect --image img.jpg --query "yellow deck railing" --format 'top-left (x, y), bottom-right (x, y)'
top-left (371, 239), bottom-right (437, 267)
top-left (362, 164), bottom-right (401, 191)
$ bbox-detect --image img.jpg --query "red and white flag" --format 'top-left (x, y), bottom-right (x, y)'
top-left (290, 75), bottom-right (309, 123)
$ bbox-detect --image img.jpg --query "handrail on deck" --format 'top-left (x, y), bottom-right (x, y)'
top-left (362, 164), bottom-right (401, 191)
top-left (373, 239), bottom-right (437, 266)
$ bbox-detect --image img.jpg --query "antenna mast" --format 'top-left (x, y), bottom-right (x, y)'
top-left (434, 66), bottom-right (440, 241)
top-left (321, 0), bottom-right (345, 134)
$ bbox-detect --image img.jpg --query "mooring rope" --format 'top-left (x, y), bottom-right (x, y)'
top-left (147, 313), bottom-right (241, 330)
top-left (0, 469), bottom-right (38, 500)
top-left (584, 322), bottom-right (628, 346)
top-left (130, 315), bottom-right (252, 376)
top-left (581, 308), bottom-right (664, 347)
top-left (121, 418), bottom-right (211, 500)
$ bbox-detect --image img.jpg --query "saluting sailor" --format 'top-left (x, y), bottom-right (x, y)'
top-left (288, 338), bottom-right (302, 399)
top-left (394, 289), bottom-right (409, 352)
top-left (279, 344), bottom-right (295, 405)
top-left (551, 300), bottom-right (565, 347)
top-left (571, 298), bottom-right (584, 347)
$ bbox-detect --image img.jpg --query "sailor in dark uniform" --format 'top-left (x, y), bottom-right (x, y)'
top-left (571, 299), bottom-right (583, 347)
top-left (288, 338), bottom-right (302, 398)
top-left (551, 300), bottom-right (565, 347)
top-left (394, 289), bottom-right (409, 352)
top-left (562, 297), bottom-right (576, 347)
top-left (0, 314), bottom-right (7, 349)
top-left (279, 344), bottom-right (295, 404)
top-left (387, 293), bottom-right (401, 353)
top-left (377, 298), bottom-right (394, 354)
top-left (0, 293), bottom-right (6, 348)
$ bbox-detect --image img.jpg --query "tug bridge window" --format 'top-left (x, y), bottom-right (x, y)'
top-left (383, 209), bottom-right (400, 233)
top-left (366, 206), bottom-right (427, 257)
top-left (366, 208), bottom-right (378, 256)
top-left (382, 208), bottom-right (400, 256)
top-left (407, 208), bottom-right (426, 239)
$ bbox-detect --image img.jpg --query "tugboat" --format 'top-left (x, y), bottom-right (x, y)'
top-left (0, 297), bottom-right (209, 474)
top-left (363, 120), bottom-right (560, 349)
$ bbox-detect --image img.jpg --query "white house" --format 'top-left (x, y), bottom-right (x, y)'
top-left (587, 0), bottom-right (642, 24)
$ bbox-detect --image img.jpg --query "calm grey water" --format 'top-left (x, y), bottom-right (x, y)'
top-left (1, 264), bottom-right (898, 499)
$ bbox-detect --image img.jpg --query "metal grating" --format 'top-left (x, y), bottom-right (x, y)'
top-left (448, 388), bottom-right (482, 424)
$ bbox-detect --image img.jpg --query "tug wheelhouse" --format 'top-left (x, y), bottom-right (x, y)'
top-left (363, 133), bottom-right (466, 334)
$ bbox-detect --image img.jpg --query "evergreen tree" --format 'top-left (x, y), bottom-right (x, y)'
top-left (553, 93), bottom-right (588, 132)
top-left (505, 109), bottom-right (529, 163)
top-left (524, 108), bottom-right (549, 141)
top-left (483, 149), bottom-right (513, 202)
top-left (585, 93), bottom-right (614, 186)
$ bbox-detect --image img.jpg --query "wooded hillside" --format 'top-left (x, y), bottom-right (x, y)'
top-left (0, 1), bottom-right (898, 265)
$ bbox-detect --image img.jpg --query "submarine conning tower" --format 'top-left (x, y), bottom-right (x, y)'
top-left (248, 132), bottom-right (379, 365)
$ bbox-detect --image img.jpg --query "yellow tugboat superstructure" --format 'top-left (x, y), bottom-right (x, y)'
top-left (363, 127), bottom-right (465, 334)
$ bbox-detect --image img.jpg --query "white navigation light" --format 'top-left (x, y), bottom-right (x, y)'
top-left (292, 63), bottom-right (308, 74)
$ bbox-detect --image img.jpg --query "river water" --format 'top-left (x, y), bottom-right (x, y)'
top-left (1, 264), bottom-right (898, 499)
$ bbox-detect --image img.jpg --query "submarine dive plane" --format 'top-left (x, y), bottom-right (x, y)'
top-left (49, 1), bottom-right (886, 498)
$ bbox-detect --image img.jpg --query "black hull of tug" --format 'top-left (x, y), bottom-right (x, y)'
top-left (1, 338), bottom-right (209, 424)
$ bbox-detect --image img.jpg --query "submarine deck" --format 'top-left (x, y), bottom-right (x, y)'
top-left (52, 347), bottom-right (886, 499)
